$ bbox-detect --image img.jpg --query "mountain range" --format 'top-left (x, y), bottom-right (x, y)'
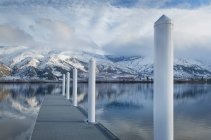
top-left (0, 46), bottom-right (210, 81)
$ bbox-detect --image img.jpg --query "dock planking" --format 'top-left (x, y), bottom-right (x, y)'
top-left (31, 94), bottom-right (118, 140)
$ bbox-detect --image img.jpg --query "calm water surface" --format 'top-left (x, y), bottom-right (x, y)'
top-left (0, 84), bottom-right (57, 140)
top-left (0, 83), bottom-right (211, 140)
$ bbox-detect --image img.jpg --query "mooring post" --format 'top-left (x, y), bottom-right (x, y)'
top-left (154, 15), bottom-right (174, 140)
top-left (62, 74), bottom-right (66, 96)
top-left (66, 72), bottom-right (70, 100)
top-left (73, 68), bottom-right (78, 106)
top-left (88, 58), bottom-right (96, 123)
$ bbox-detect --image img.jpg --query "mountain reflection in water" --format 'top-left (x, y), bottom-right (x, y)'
top-left (0, 83), bottom-right (211, 140)
top-left (0, 84), bottom-right (60, 140)
top-left (78, 83), bottom-right (211, 140)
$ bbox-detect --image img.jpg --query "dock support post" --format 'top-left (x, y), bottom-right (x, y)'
top-left (73, 68), bottom-right (78, 106)
top-left (66, 72), bottom-right (70, 100)
top-left (62, 74), bottom-right (65, 96)
top-left (154, 15), bottom-right (174, 140)
top-left (88, 58), bottom-right (96, 123)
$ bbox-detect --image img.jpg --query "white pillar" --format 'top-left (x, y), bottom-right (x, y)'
top-left (73, 68), bottom-right (78, 106)
top-left (62, 74), bottom-right (65, 96)
top-left (154, 15), bottom-right (174, 140)
top-left (88, 58), bottom-right (96, 123)
top-left (66, 72), bottom-right (70, 100)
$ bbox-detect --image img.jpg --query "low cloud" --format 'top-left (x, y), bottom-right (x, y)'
top-left (0, 25), bottom-right (33, 46)
top-left (0, 0), bottom-right (210, 62)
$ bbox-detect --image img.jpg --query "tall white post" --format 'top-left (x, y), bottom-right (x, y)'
top-left (88, 58), bottom-right (96, 123)
top-left (66, 72), bottom-right (70, 100)
top-left (154, 15), bottom-right (174, 140)
top-left (62, 74), bottom-right (66, 96)
top-left (73, 68), bottom-right (78, 106)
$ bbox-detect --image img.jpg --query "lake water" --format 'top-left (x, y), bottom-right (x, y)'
top-left (0, 83), bottom-right (211, 140)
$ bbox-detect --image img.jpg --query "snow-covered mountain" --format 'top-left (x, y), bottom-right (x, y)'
top-left (0, 46), bottom-right (210, 81)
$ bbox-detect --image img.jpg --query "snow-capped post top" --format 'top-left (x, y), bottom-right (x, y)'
top-left (90, 58), bottom-right (95, 62)
top-left (154, 15), bottom-right (173, 27)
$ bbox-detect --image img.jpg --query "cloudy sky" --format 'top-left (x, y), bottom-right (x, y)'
top-left (0, 0), bottom-right (211, 62)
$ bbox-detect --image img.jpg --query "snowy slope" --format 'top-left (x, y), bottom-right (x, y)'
top-left (116, 56), bottom-right (211, 78)
top-left (0, 46), bottom-right (210, 80)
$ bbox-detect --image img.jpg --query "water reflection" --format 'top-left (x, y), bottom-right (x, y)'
top-left (0, 83), bottom-right (211, 140)
top-left (77, 83), bottom-right (211, 140)
top-left (0, 83), bottom-right (60, 140)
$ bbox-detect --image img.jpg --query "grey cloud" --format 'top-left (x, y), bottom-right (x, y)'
top-left (0, 0), bottom-right (208, 9)
top-left (0, 25), bottom-right (34, 46)
top-left (175, 46), bottom-right (211, 64)
top-left (0, 0), bottom-right (210, 64)
top-left (102, 38), bottom-right (153, 56)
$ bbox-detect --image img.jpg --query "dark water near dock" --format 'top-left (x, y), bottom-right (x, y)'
top-left (0, 83), bottom-right (211, 140)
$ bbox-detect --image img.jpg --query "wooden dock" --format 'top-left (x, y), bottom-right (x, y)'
top-left (31, 94), bottom-right (118, 140)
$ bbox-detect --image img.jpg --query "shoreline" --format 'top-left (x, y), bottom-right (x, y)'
top-left (0, 79), bottom-right (210, 84)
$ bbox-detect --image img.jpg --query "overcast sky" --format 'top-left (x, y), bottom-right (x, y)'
top-left (0, 0), bottom-right (211, 62)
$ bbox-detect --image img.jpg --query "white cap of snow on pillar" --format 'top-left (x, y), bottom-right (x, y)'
top-left (90, 58), bottom-right (95, 62)
top-left (154, 15), bottom-right (173, 26)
